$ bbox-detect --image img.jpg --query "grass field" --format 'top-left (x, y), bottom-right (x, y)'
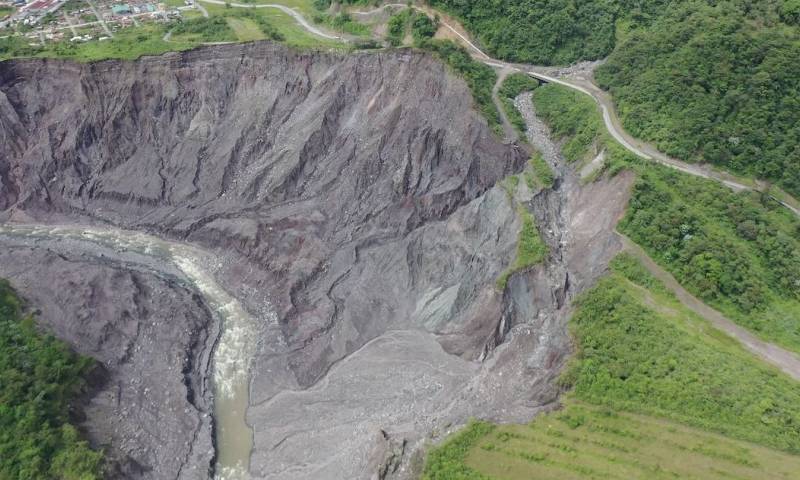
top-left (181, 8), bottom-right (204, 19)
top-left (0, 24), bottom-right (196, 62)
top-left (268, 9), bottom-right (342, 47)
top-left (200, 3), bottom-right (345, 48)
top-left (465, 402), bottom-right (800, 480)
top-left (226, 17), bottom-right (264, 41)
top-left (229, 0), bottom-right (317, 16)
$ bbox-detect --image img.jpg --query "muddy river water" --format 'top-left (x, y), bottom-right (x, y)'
top-left (0, 223), bottom-right (257, 479)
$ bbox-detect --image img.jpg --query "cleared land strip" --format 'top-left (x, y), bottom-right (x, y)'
top-left (618, 233), bottom-right (800, 381)
top-left (196, 0), bottom-right (340, 39)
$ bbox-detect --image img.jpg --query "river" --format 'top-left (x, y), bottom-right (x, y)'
top-left (0, 223), bottom-right (257, 479)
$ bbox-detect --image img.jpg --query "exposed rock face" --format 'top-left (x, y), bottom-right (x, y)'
top-left (0, 42), bottom-right (632, 479)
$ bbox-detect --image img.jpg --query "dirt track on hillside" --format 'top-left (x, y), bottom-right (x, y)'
top-left (619, 234), bottom-right (800, 381)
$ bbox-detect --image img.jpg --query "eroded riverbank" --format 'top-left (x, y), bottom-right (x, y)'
top-left (0, 224), bottom-right (262, 478)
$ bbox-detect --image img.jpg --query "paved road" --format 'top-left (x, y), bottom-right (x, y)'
top-left (620, 234), bottom-right (800, 381)
top-left (196, 0), bottom-right (339, 39)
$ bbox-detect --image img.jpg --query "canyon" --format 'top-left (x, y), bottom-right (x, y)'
top-left (0, 42), bottom-right (631, 478)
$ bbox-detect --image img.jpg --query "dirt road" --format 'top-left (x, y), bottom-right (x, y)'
top-left (619, 234), bottom-right (800, 381)
top-left (492, 68), bottom-right (518, 143)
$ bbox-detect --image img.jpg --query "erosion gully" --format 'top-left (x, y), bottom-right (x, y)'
top-left (0, 224), bottom-right (258, 479)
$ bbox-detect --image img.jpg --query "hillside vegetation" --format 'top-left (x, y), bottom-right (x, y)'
top-left (533, 82), bottom-right (800, 355)
top-left (531, 83), bottom-right (636, 169)
top-left (423, 254), bottom-right (800, 478)
top-left (620, 165), bottom-right (800, 354)
top-left (0, 280), bottom-right (102, 479)
top-left (563, 254), bottom-right (800, 452)
top-left (421, 78), bottom-right (800, 478)
top-left (428, 0), bottom-right (800, 195)
top-left (428, 0), bottom-right (671, 65)
top-left (596, 0), bottom-right (800, 197)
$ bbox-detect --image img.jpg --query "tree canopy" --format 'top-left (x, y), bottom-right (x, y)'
top-left (430, 0), bottom-right (800, 195)
top-left (0, 280), bottom-right (103, 479)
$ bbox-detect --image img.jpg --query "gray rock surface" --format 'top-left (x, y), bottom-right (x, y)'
top-left (0, 238), bottom-right (216, 479)
top-left (0, 42), bottom-right (634, 479)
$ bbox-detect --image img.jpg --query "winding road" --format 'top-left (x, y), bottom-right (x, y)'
top-left (123, 2), bottom-right (800, 380)
top-left (351, 3), bottom-right (800, 219)
top-left (351, 3), bottom-right (800, 380)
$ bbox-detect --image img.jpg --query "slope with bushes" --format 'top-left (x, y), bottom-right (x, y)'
top-left (533, 82), bottom-right (800, 355)
top-left (422, 254), bottom-right (800, 478)
top-left (0, 280), bottom-right (102, 479)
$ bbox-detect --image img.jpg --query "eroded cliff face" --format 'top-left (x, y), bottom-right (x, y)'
top-left (0, 42), bottom-right (632, 479)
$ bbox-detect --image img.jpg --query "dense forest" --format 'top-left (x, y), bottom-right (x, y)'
top-left (427, 0), bottom-right (800, 196)
top-left (427, 0), bottom-right (671, 65)
top-left (620, 163), bottom-right (800, 353)
top-left (0, 280), bottom-right (103, 479)
top-left (596, 0), bottom-right (800, 196)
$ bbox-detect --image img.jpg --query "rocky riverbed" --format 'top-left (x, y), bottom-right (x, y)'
top-left (0, 42), bottom-right (633, 479)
